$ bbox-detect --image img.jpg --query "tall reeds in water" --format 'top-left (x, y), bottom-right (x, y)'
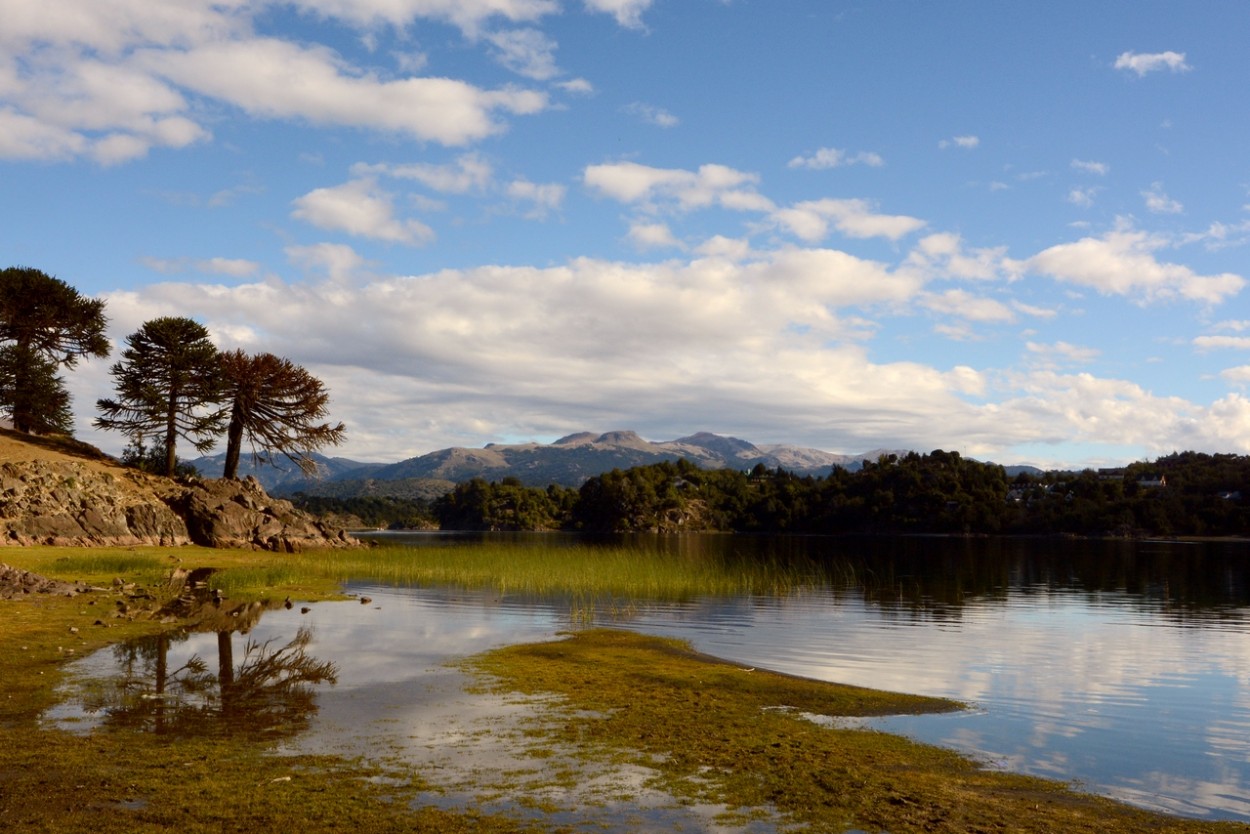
top-left (211, 541), bottom-right (824, 622)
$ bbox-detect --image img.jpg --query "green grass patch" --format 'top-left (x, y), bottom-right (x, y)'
top-left (466, 628), bottom-right (1247, 834)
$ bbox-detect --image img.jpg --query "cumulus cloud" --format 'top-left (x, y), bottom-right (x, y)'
top-left (63, 235), bottom-right (1250, 463)
top-left (1023, 222), bottom-right (1245, 304)
top-left (772, 199), bottom-right (925, 242)
top-left (506, 178), bottom-right (566, 218)
top-left (1222, 366), bottom-right (1250, 386)
top-left (0, 0), bottom-right (550, 163)
top-left (788, 147), bottom-right (885, 170)
top-left (291, 178), bottom-right (436, 245)
top-left (904, 233), bottom-right (1007, 282)
top-left (923, 289), bottom-right (1016, 324)
top-left (1194, 336), bottom-right (1250, 351)
top-left (285, 242), bottom-right (371, 282)
top-left (583, 161), bottom-right (771, 213)
top-left (627, 221), bottom-right (681, 250)
top-left (1114, 50), bottom-right (1191, 76)
top-left (148, 38), bottom-right (547, 145)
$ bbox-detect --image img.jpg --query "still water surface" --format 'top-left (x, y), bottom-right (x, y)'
top-left (48, 534), bottom-right (1250, 824)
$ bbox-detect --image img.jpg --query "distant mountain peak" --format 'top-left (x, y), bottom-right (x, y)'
top-left (189, 430), bottom-right (920, 497)
top-left (674, 432), bottom-right (762, 457)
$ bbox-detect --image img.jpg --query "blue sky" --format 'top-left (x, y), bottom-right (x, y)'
top-left (3, 0), bottom-right (1250, 468)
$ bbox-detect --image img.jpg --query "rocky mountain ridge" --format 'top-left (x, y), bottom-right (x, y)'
top-left (190, 430), bottom-right (908, 496)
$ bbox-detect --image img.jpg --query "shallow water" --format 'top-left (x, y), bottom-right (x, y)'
top-left (47, 534), bottom-right (1250, 824)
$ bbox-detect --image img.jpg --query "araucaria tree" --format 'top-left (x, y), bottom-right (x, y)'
top-left (95, 317), bottom-right (226, 477)
top-left (218, 350), bottom-right (346, 480)
top-left (0, 266), bottom-right (109, 434)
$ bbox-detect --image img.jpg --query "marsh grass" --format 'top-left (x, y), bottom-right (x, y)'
top-left (468, 628), bottom-right (1245, 834)
top-left (261, 542), bottom-right (820, 601)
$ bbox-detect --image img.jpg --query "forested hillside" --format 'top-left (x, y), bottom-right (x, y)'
top-left (294, 449), bottom-right (1250, 537)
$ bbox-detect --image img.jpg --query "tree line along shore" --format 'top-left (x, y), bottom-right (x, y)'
top-left (294, 449), bottom-right (1250, 537)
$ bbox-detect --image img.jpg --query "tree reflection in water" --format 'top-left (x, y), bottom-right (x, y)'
top-left (84, 604), bottom-right (337, 738)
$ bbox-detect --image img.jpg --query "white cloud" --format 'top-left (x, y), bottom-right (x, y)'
top-left (1011, 300), bottom-right (1058, 320)
top-left (1194, 336), bottom-right (1250, 351)
top-left (1180, 220), bottom-right (1250, 250)
top-left (285, 242), bottom-right (371, 282)
top-left (923, 289), bottom-right (1015, 323)
top-left (288, 0), bottom-right (559, 34)
top-left (68, 240), bottom-right (1250, 462)
top-left (583, 161), bottom-right (771, 213)
top-left (787, 147), bottom-right (885, 170)
top-left (622, 101), bottom-right (679, 128)
top-left (1026, 341), bottom-right (1100, 366)
top-left (1024, 222), bottom-right (1245, 304)
top-left (1071, 159), bottom-right (1109, 175)
top-left (582, 0), bottom-right (653, 29)
top-left (355, 154), bottom-right (494, 193)
top-left (0, 107), bottom-right (86, 161)
top-left (905, 233), bottom-right (1007, 281)
top-left (628, 221), bottom-right (682, 250)
top-left (1143, 181), bottom-right (1183, 214)
top-left (939, 135), bottom-right (980, 150)
top-left (1221, 366), bottom-right (1250, 386)
top-left (291, 178), bottom-right (436, 245)
top-left (0, 3), bottom-right (551, 162)
top-left (506, 178), bottom-right (566, 218)
top-left (485, 28), bottom-right (560, 80)
top-left (147, 38), bottom-right (548, 146)
top-left (556, 77), bottom-right (594, 95)
top-left (1068, 187), bottom-right (1099, 208)
top-left (1114, 50), bottom-right (1192, 76)
top-left (772, 198), bottom-right (926, 242)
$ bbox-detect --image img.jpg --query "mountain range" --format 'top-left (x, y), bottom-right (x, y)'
top-left (187, 430), bottom-right (909, 498)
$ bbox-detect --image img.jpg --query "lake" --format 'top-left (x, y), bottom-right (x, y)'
top-left (46, 533), bottom-right (1250, 825)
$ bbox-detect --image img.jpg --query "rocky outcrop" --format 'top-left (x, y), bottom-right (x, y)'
top-left (170, 476), bottom-right (356, 551)
top-left (0, 457), bottom-right (358, 551)
top-left (0, 460), bottom-right (188, 547)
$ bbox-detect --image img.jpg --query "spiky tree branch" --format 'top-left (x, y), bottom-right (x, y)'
top-left (219, 350), bottom-right (346, 480)
top-left (95, 317), bottom-right (226, 476)
top-left (0, 267), bottom-right (108, 433)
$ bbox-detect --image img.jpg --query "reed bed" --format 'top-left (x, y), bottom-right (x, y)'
top-left (211, 541), bottom-right (824, 605)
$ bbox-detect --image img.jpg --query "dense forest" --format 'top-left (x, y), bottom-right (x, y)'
top-left (291, 450), bottom-right (1250, 538)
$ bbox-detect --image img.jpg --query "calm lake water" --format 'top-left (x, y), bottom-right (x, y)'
top-left (46, 533), bottom-right (1250, 826)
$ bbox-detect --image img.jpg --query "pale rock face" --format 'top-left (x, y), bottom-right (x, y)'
top-left (0, 458), bottom-right (356, 551)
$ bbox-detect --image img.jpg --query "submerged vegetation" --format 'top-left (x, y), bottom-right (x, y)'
top-left (2, 543), bottom-right (1248, 832)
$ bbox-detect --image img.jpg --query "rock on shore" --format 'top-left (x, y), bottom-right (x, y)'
top-left (0, 433), bottom-right (357, 551)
